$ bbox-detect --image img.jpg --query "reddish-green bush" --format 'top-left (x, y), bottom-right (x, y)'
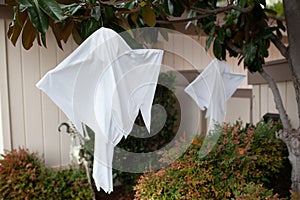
top-left (134, 121), bottom-right (290, 199)
top-left (0, 148), bottom-right (92, 199)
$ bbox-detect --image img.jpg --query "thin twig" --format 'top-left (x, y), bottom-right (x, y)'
top-left (190, 5), bottom-right (254, 14)
top-left (156, 5), bottom-right (254, 24)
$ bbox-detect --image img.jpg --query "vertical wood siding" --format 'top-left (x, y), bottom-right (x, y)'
top-left (4, 19), bottom-right (74, 167)
top-left (0, 19), bottom-right (12, 154)
top-left (252, 81), bottom-right (299, 128)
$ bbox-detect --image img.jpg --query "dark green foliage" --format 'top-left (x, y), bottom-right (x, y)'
top-left (0, 148), bottom-right (92, 199)
top-left (134, 121), bottom-right (291, 199)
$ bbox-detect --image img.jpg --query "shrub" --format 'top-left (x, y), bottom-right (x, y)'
top-left (134, 121), bottom-right (291, 199)
top-left (0, 148), bottom-right (92, 200)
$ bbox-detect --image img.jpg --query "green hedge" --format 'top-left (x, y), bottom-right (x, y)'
top-left (0, 148), bottom-right (92, 200)
top-left (134, 121), bottom-right (291, 199)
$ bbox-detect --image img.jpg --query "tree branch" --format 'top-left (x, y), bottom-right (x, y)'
top-left (156, 5), bottom-right (254, 24)
top-left (260, 70), bottom-right (292, 131)
top-left (190, 5), bottom-right (254, 15)
top-left (271, 37), bottom-right (288, 58)
top-left (156, 14), bottom-right (210, 24)
top-left (226, 41), bottom-right (242, 53)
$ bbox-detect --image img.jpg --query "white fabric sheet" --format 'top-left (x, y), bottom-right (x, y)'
top-left (184, 59), bottom-right (245, 134)
top-left (36, 27), bottom-right (163, 193)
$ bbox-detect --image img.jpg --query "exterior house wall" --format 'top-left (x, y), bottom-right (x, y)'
top-left (1, 19), bottom-right (75, 166)
top-left (249, 60), bottom-right (299, 128)
top-left (251, 81), bottom-right (298, 128)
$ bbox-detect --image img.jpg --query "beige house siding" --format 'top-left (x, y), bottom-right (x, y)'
top-left (248, 59), bottom-right (299, 128)
top-left (1, 19), bottom-right (75, 166)
top-left (252, 81), bottom-right (298, 128)
top-left (0, 19), bottom-right (11, 154)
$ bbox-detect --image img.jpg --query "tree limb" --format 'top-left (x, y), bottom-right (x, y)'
top-left (260, 70), bottom-right (292, 131)
top-left (190, 5), bottom-right (254, 15)
top-left (156, 14), bottom-right (210, 24)
top-left (270, 37), bottom-right (288, 58)
top-left (156, 5), bottom-right (254, 24)
top-left (226, 41), bottom-right (242, 53)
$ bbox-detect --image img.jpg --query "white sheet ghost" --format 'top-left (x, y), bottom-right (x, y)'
top-left (184, 58), bottom-right (245, 135)
top-left (36, 27), bottom-right (163, 193)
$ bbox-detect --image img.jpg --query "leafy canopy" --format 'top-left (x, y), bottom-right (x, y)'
top-left (5, 0), bottom-right (285, 73)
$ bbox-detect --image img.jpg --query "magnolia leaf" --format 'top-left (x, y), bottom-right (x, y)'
top-left (8, 10), bottom-right (28, 46)
top-left (217, 28), bottom-right (225, 43)
top-left (112, 18), bottom-right (131, 31)
top-left (104, 5), bottom-right (114, 20)
top-left (244, 41), bottom-right (256, 66)
top-left (61, 21), bottom-right (74, 43)
top-left (22, 20), bottom-right (36, 50)
top-left (205, 34), bottom-right (214, 51)
top-left (56, 0), bottom-right (76, 4)
top-left (91, 5), bottom-right (101, 21)
top-left (80, 18), bottom-right (100, 40)
top-left (27, 4), bottom-right (49, 34)
top-left (129, 12), bottom-right (138, 24)
top-left (15, 0), bottom-right (32, 7)
top-left (5, 0), bottom-right (18, 6)
top-left (167, 0), bottom-right (174, 15)
top-left (89, 0), bottom-right (96, 5)
top-left (142, 6), bottom-right (156, 27)
top-left (41, 32), bottom-right (46, 47)
top-left (72, 26), bottom-right (83, 45)
top-left (37, 0), bottom-right (65, 21)
top-left (169, 0), bottom-right (184, 17)
top-left (213, 38), bottom-right (225, 60)
top-left (61, 3), bottom-right (82, 16)
top-left (49, 19), bottom-right (63, 49)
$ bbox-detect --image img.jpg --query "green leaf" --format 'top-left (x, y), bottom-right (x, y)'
top-left (170, 0), bottom-right (184, 17)
top-left (16, 0), bottom-right (33, 12)
top-left (225, 28), bottom-right (232, 37)
top-left (104, 5), bottom-right (114, 20)
top-left (205, 34), bottom-right (214, 51)
top-left (217, 28), bottom-right (225, 43)
top-left (37, 0), bottom-right (65, 21)
top-left (213, 38), bottom-right (223, 59)
top-left (167, 0), bottom-right (174, 15)
top-left (88, 0), bottom-right (96, 5)
top-left (91, 5), bottom-right (101, 21)
top-left (22, 20), bottom-right (36, 50)
top-left (15, 0), bottom-right (32, 7)
top-left (238, 0), bottom-right (247, 8)
top-left (142, 6), bottom-right (156, 27)
top-left (80, 18), bottom-right (100, 40)
top-left (27, 1), bottom-right (49, 34)
top-left (61, 3), bottom-right (82, 16)
top-left (244, 41), bottom-right (256, 66)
